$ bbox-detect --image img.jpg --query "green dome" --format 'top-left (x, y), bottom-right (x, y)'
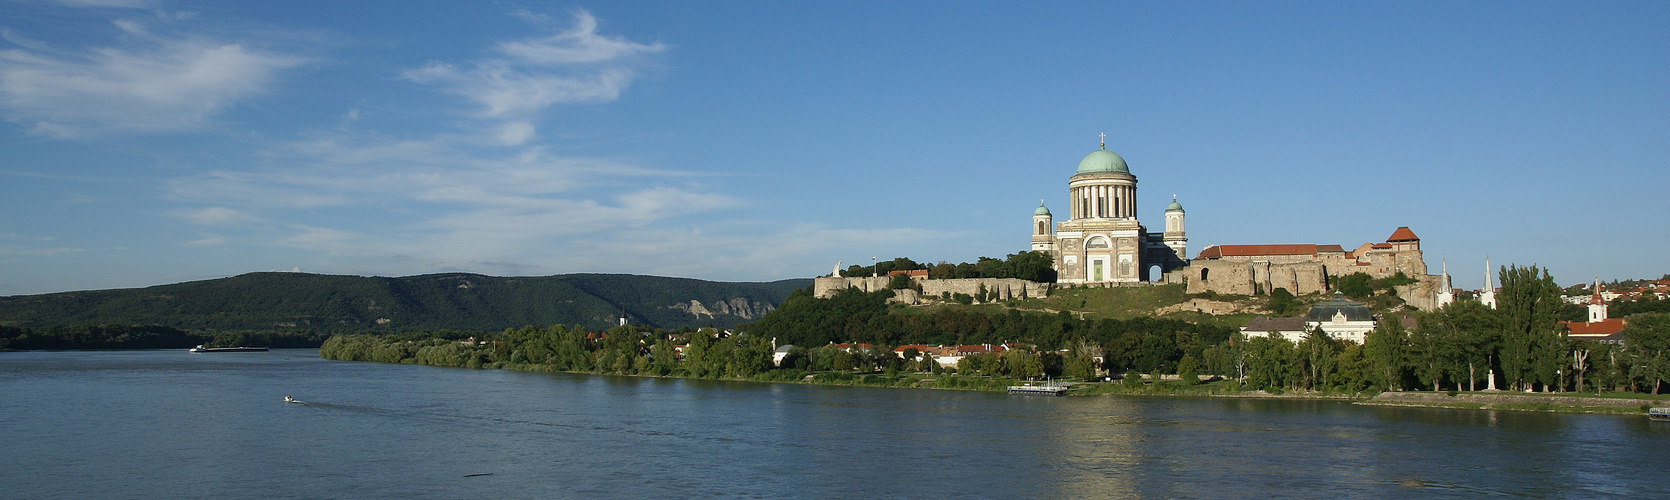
top-left (1165, 196), bottom-right (1184, 212)
top-left (1076, 148), bottom-right (1130, 175)
top-left (1034, 203), bottom-right (1051, 216)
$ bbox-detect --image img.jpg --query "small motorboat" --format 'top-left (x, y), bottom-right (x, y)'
top-left (284, 395), bottom-right (302, 404)
top-left (1650, 407), bottom-right (1669, 421)
top-left (189, 345), bottom-right (269, 353)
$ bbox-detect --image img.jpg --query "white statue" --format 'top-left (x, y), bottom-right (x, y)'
top-left (832, 260), bottom-right (843, 278)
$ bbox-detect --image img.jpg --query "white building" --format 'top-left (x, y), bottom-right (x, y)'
top-left (1304, 292), bottom-right (1376, 344)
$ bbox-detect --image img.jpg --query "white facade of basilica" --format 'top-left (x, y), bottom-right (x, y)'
top-left (1032, 138), bottom-right (1188, 284)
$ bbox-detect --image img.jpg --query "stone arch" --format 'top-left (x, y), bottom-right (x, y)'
top-left (1036, 221), bottom-right (1046, 235)
top-left (1086, 236), bottom-right (1110, 249)
top-left (1200, 267), bottom-right (1210, 283)
top-left (1148, 264), bottom-right (1163, 282)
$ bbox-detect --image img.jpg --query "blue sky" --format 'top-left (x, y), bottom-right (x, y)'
top-left (1, 1), bottom-right (1666, 295)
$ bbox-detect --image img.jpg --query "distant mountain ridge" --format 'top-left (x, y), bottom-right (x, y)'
top-left (0, 272), bottom-right (812, 332)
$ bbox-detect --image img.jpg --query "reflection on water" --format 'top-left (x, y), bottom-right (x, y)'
top-left (1, 350), bottom-right (1666, 499)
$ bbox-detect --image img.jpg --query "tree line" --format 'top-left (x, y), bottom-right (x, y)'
top-left (1213, 265), bottom-right (1670, 395)
top-left (838, 252), bottom-right (1057, 283)
top-left (311, 262), bottom-right (1670, 396)
top-left (0, 324), bottom-right (327, 351)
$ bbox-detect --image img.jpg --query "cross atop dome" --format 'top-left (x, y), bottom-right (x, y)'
top-left (1099, 132), bottom-right (1106, 148)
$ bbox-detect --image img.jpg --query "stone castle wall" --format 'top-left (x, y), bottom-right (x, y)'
top-left (1184, 260), bottom-right (1441, 309)
top-left (1395, 274), bottom-right (1444, 311)
top-left (1184, 260), bottom-right (1328, 296)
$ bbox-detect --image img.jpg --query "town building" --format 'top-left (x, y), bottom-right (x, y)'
top-left (1304, 292), bottom-right (1377, 343)
top-left (1240, 317), bottom-right (1309, 343)
top-left (1565, 279), bottom-right (1627, 344)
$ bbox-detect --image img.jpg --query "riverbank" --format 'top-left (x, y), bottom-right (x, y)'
top-left (1025, 378), bottom-right (1666, 416)
top-left (1359, 391), bottom-right (1666, 415)
top-left (331, 354), bottom-right (1669, 416)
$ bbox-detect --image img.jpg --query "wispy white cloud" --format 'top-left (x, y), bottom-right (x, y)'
top-left (0, 17), bottom-right (304, 137)
top-left (0, 233), bottom-right (81, 256)
top-left (141, 9), bottom-right (926, 282)
top-left (174, 206), bottom-right (257, 225)
top-left (402, 10), bottom-right (663, 145)
top-left (495, 11), bottom-right (665, 65)
top-left (182, 235), bottom-right (226, 246)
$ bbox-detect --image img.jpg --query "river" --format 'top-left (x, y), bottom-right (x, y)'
top-left (1, 349), bottom-right (1664, 498)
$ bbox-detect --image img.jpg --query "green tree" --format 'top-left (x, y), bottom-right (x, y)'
top-left (650, 337), bottom-right (678, 375)
top-left (1426, 300), bottom-right (1501, 391)
top-left (1334, 343), bottom-right (1372, 392)
top-left (1122, 370), bottom-right (1144, 388)
top-left (832, 349), bottom-right (856, 372)
top-left (1406, 316), bottom-right (1453, 391)
top-left (1065, 340), bottom-right (1099, 381)
top-left (1006, 250), bottom-right (1059, 283)
top-left (1364, 315), bottom-right (1410, 391)
top-left (1176, 355), bottom-right (1200, 385)
top-left (1297, 326), bottom-right (1339, 390)
top-left (1497, 265), bottom-right (1564, 391)
top-left (1336, 273), bottom-right (1376, 298)
top-left (1268, 288), bottom-right (1297, 316)
top-left (1622, 312), bottom-right (1670, 394)
top-left (1245, 336), bottom-right (1297, 391)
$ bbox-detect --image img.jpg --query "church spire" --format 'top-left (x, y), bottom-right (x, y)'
top-left (1480, 255), bottom-right (1496, 309)
top-left (1436, 256), bottom-right (1454, 308)
top-left (1439, 257), bottom-right (1452, 293)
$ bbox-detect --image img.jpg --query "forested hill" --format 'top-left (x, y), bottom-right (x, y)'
top-left (0, 272), bottom-right (811, 332)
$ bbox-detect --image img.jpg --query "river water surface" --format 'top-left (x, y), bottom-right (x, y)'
top-left (2, 349), bottom-right (1665, 499)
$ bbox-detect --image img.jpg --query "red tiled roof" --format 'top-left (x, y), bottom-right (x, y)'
top-left (1196, 244), bottom-right (1319, 259)
top-left (887, 269), bottom-right (928, 277)
top-left (1386, 227), bottom-right (1420, 242)
top-left (1371, 242), bottom-right (1393, 249)
top-left (955, 344), bottom-right (1009, 354)
top-left (893, 344), bottom-right (931, 352)
top-left (1567, 318), bottom-right (1626, 336)
top-left (1317, 244), bottom-right (1346, 253)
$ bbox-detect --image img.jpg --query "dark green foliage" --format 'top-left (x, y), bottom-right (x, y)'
top-left (1497, 265), bottom-right (1564, 391)
top-left (0, 323), bottom-right (326, 350)
top-left (1622, 312), bottom-right (1670, 394)
top-left (1613, 294), bottom-right (1670, 317)
top-left (1331, 272), bottom-right (1415, 299)
top-left (883, 252), bottom-right (1056, 283)
top-left (1268, 288), bottom-right (1297, 316)
top-left (1122, 370), bottom-right (1144, 388)
top-left (1336, 273), bottom-right (1376, 298)
top-left (1176, 355), bottom-right (1200, 384)
top-left (0, 272), bottom-right (809, 333)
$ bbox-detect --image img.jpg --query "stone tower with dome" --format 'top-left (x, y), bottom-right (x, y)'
top-left (1030, 136), bottom-right (1189, 284)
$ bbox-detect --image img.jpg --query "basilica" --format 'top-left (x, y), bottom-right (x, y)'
top-left (1030, 138), bottom-right (1189, 284)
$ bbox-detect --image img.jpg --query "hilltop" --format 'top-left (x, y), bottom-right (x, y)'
top-left (0, 272), bottom-right (811, 333)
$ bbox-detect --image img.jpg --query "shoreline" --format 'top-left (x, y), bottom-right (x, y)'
top-left (333, 356), bottom-right (1664, 416)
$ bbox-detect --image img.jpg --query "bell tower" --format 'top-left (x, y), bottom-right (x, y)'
top-left (1031, 201), bottom-right (1056, 254)
top-left (1163, 195), bottom-right (1186, 261)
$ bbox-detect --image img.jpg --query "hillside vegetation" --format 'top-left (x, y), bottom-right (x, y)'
top-left (0, 272), bottom-right (810, 333)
